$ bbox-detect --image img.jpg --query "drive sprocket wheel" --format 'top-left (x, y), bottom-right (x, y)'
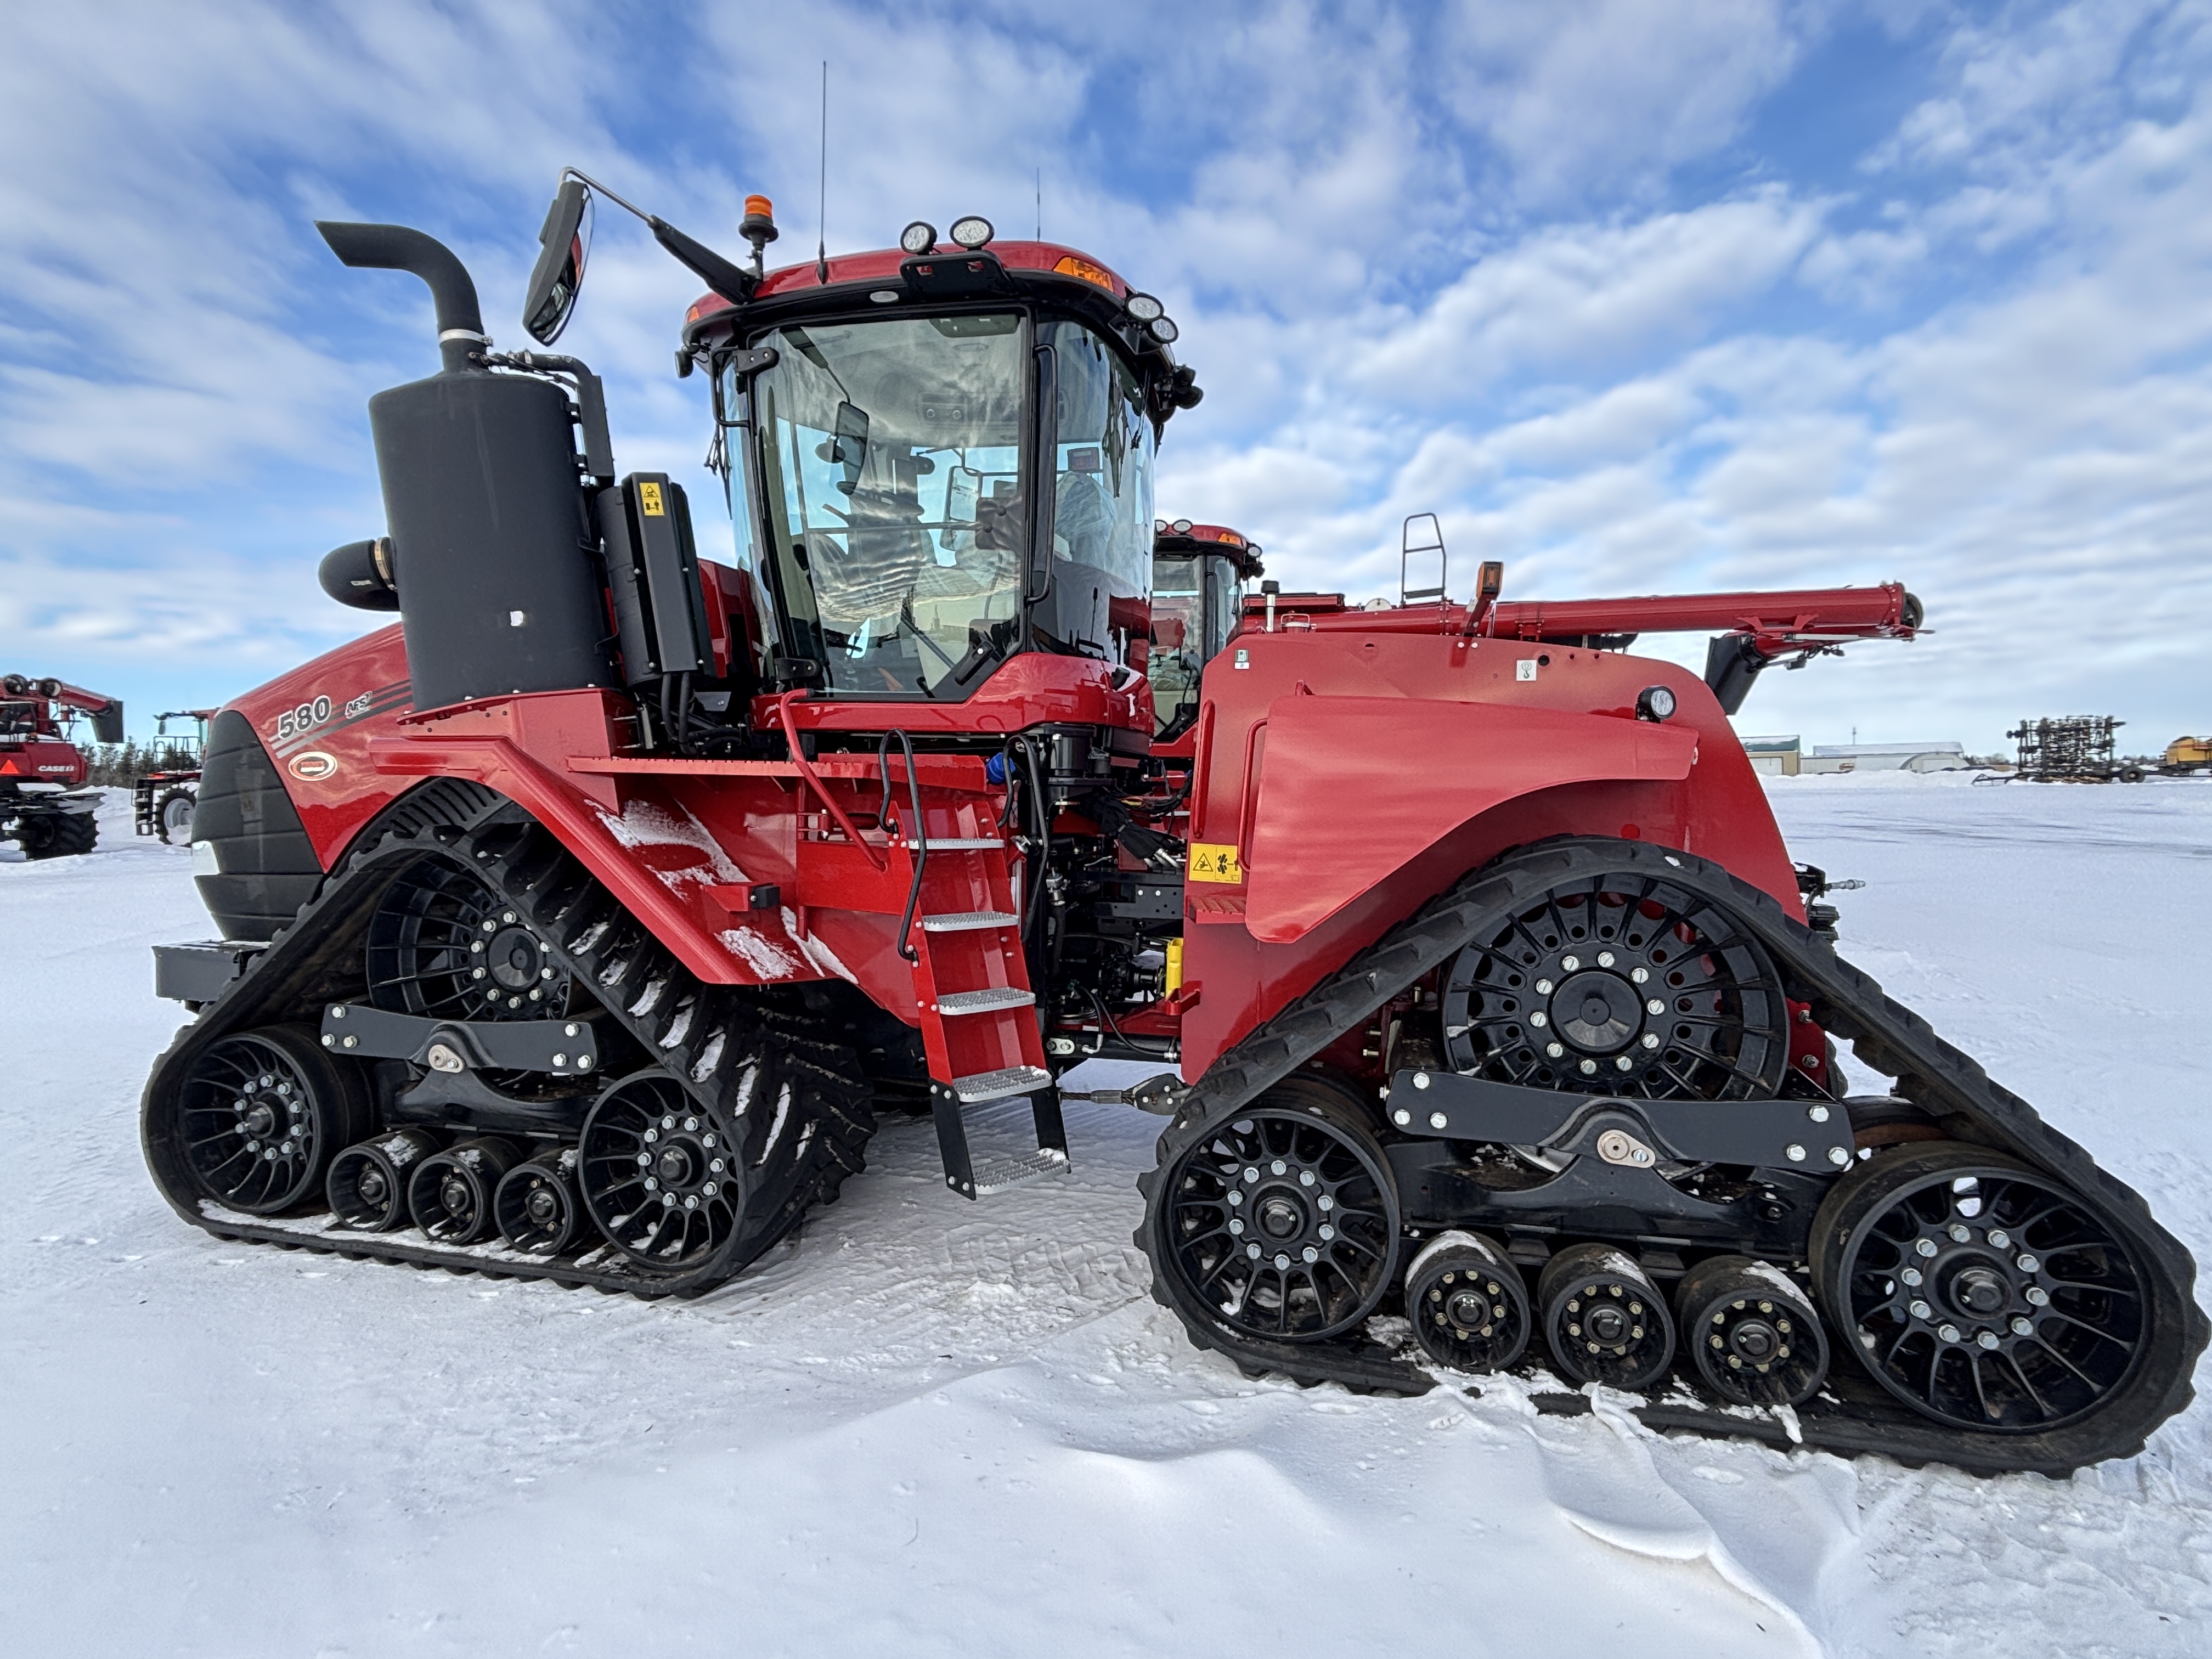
top-left (1440, 857), bottom-right (1789, 1099)
top-left (366, 856), bottom-right (575, 1025)
top-left (1143, 1076), bottom-right (1400, 1345)
top-left (1813, 1143), bottom-right (2148, 1434)
top-left (172, 1025), bottom-right (369, 1215)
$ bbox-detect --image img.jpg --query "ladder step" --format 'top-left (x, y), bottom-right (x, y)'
top-left (921, 910), bottom-right (1019, 933)
top-left (950, 1064), bottom-right (1053, 1103)
top-left (935, 986), bottom-right (1037, 1015)
top-left (970, 1147), bottom-right (1070, 1195)
top-left (899, 837), bottom-right (1005, 851)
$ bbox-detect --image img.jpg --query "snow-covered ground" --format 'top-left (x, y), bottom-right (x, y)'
top-left (3, 780), bottom-right (2208, 1657)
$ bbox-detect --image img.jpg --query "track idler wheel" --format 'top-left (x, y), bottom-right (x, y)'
top-left (495, 1150), bottom-right (585, 1256)
top-left (1539, 1244), bottom-right (1676, 1390)
top-left (1405, 1231), bottom-right (1531, 1373)
top-left (1147, 1077), bottom-right (1401, 1344)
top-left (579, 1070), bottom-right (751, 1271)
top-left (1813, 1143), bottom-right (2149, 1434)
top-left (407, 1136), bottom-right (524, 1244)
top-left (1675, 1255), bottom-right (1829, 1407)
top-left (326, 1128), bottom-right (442, 1231)
top-left (172, 1025), bottom-right (370, 1215)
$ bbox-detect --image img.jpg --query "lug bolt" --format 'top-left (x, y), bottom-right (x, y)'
top-left (1639, 1034), bottom-right (1659, 1050)
top-left (565, 1024), bottom-right (579, 1037)
top-left (1226, 1189), bottom-right (1242, 1206)
top-left (684, 1196), bottom-right (699, 1211)
top-left (1536, 979), bottom-right (1554, 995)
top-left (1597, 951), bottom-right (1615, 968)
top-left (1246, 1244), bottom-right (1261, 1259)
top-left (471, 941), bottom-right (484, 954)
top-left (1579, 1059), bottom-right (1597, 1075)
top-left (1916, 1238), bottom-right (1938, 1257)
top-left (2017, 1254), bottom-right (2039, 1273)
top-left (1909, 1299), bottom-right (1932, 1319)
top-left (1646, 998), bottom-right (1665, 1015)
top-left (2011, 1316), bottom-right (2033, 1335)
top-left (1392, 1109), bottom-right (1411, 1125)
top-left (1548, 1042), bottom-right (1566, 1058)
top-left (540, 966), bottom-right (555, 980)
top-left (709, 1158), bottom-right (725, 1173)
top-left (1984, 1228), bottom-right (2010, 1250)
top-left (1317, 1194), bottom-right (1334, 1211)
top-left (1431, 1111), bottom-right (1449, 1127)
top-left (1948, 1223), bottom-right (1971, 1243)
top-left (483, 920), bottom-right (496, 933)
top-left (644, 1177), bottom-right (658, 1190)
top-left (1902, 1267), bottom-right (1923, 1286)
top-left (1228, 1219), bottom-right (1245, 1235)
top-left (1412, 1073), bottom-right (1430, 1090)
top-left (1630, 967), bottom-right (1649, 984)
top-left (472, 967), bottom-right (486, 979)
top-left (1319, 1224), bottom-right (1335, 1240)
top-left (1828, 1147), bottom-right (1850, 1166)
top-left (1243, 1167), bottom-right (1260, 1183)
top-left (1531, 1012), bottom-right (1549, 1029)
top-left (685, 1118), bottom-right (700, 1132)
top-left (528, 988), bottom-right (542, 1001)
top-left (1977, 1330), bottom-right (2000, 1350)
top-left (1299, 1169), bottom-right (1316, 1186)
top-left (1786, 1143), bottom-right (1806, 1162)
top-left (2025, 1286), bottom-right (2050, 1306)
top-left (1271, 1160), bottom-right (1286, 1175)
top-left (576, 1056), bottom-right (592, 1070)
top-left (552, 1053), bottom-right (567, 1068)
top-left (321, 1033), bottom-right (335, 1048)
top-left (1615, 1056), bottom-right (1633, 1071)
top-left (701, 1133), bottom-right (715, 1148)
top-left (702, 1182), bottom-right (718, 1197)
top-left (1561, 956), bottom-right (1580, 972)
top-left (1274, 1253), bottom-right (1291, 1270)
top-left (501, 911), bottom-right (516, 924)
top-left (1302, 1246), bottom-right (1319, 1263)
top-left (644, 1128), bottom-right (659, 1143)
top-left (259, 1074), bottom-right (273, 1088)
top-left (636, 1153), bottom-right (650, 1166)
top-left (1808, 1104), bottom-right (1830, 1123)
top-left (662, 1116), bottom-right (676, 1129)
top-left (1938, 1323), bottom-right (1961, 1343)
top-left (662, 1193), bottom-right (676, 1207)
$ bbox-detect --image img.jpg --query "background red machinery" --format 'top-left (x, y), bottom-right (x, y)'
top-left (1, 673), bottom-right (121, 858)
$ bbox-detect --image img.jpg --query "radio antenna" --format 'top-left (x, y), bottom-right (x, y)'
top-left (1035, 167), bottom-right (1042, 241)
top-left (815, 61), bottom-right (830, 285)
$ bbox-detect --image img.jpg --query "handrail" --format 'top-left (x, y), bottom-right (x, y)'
top-left (774, 691), bottom-right (888, 871)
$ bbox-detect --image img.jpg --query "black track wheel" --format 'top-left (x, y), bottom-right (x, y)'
top-left (328, 1128), bottom-right (443, 1231)
top-left (495, 1150), bottom-right (586, 1256)
top-left (1140, 1075), bottom-right (1402, 1346)
top-left (20, 810), bottom-right (98, 860)
top-left (1405, 1231), bottom-right (1532, 1373)
top-left (155, 788), bottom-right (196, 844)
top-left (1538, 1243), bottom-right (1676, 1390)
top-left (407, 1136), bottom-right (525, 1244)
top-left (1675, 1254), bottom-right (1829, 1407)
top-left (167, 1024), bottom-right (371, 1215)
top-left (1813, 1143), bottom-right (2151, 1435)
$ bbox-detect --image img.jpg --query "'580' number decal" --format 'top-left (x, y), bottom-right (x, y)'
top-left (273, 696), bottom-right (332, 742)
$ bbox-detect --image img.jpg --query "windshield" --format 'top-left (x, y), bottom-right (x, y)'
top-left (750, 313), bottom-right (1026, 697)
top-left (1147, 551), bottom-right (1242, 732)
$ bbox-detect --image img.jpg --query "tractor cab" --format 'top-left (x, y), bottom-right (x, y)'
top-left (676, 211), bottom-right (1202, 713)
top-left (1147, 520), bottom-right (1262, 737)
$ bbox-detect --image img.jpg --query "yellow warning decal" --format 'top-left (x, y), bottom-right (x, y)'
top-left (1187, 842), bottom-right (1243, 884)
top-left (639, 480), bottom-right (667, 516)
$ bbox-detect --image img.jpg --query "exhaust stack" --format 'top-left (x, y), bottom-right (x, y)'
top-left (316, 221), bottom-right (615, 713)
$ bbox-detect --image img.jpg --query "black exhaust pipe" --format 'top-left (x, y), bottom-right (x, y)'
top-left (316, 221), bottom-right (615, 712)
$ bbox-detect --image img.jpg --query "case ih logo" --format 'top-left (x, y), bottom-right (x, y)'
top-left (287, 751), bottom-right (337, 781)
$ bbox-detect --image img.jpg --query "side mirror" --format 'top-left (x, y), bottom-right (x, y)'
top-left (826, 400), bottom-right (870, 495)
top-left (1401, 512), bottom-right (1446, 605)
top-left (522, 178), bottom-right (592, 345)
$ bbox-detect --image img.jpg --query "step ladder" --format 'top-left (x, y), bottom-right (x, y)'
top-left (887, 790), bottom-right (1068, 1199)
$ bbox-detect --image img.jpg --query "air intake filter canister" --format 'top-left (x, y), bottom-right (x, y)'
top-left (366, 369), bottom-right (614, 710)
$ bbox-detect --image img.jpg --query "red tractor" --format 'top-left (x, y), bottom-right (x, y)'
top-left (133, 708), bottom-right (217, 844)
top-left (1, 673), bottom-right (122, 858)
top-left (139, 181), bottom-right (2202, 1476)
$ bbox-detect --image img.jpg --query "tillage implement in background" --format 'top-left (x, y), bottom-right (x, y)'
top-left (139, 176), bottom-right (2204, 1477)
top-left (1, 673), bottom-right (121, 857)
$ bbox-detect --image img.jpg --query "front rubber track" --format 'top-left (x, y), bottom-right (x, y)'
top-left (142, 782), bottom-right (874, 1299)
top-left (1136, 834), bottom-right (2207, 1475)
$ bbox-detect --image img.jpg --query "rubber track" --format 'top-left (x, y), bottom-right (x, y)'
top-left (142, 785), bottom-right (875, 1299)
top-left (1136, 836), bottom-right (2208, 1475)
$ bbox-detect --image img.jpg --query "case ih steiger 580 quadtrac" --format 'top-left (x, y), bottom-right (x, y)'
top-left (141, 178), bottom-right (2203, 1475)
top-left (2, 674), bottom-right (122, 857)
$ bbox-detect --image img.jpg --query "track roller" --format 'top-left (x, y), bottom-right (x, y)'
top-left (327, 1128), bottom-right (443, 1231)
top-left (1675, 1254), bottom-right (1829, 1407)
top-left (408, 1136), bottom-right (524, 1244)
top-left (495, 1149), bottom-right (586, 1256)
top-left (1404, 1231), bottom-right (1531, 1373)
top-left (1538, 1243), bottom-right (1675, 1390)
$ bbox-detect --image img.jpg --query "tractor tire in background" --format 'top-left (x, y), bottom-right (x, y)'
top-left (155, 787), bottom-right (197, 844)
top-left (19, 810), bottom-right (99, 860)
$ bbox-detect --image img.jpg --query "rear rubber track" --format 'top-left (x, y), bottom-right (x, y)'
top-left (1136, 834), bottom-right (2207, 1475)
top-left (143, 782), bottom-right (874, 1297)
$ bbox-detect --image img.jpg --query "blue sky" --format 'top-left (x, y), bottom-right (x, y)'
top-left (5, 0), bottom-right (2211, 752)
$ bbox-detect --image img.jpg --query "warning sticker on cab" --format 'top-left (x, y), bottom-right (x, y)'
top-left (639, 480), bottom-right (667, 516)
top-left (1187, 842), bottom-right (1244, 884)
